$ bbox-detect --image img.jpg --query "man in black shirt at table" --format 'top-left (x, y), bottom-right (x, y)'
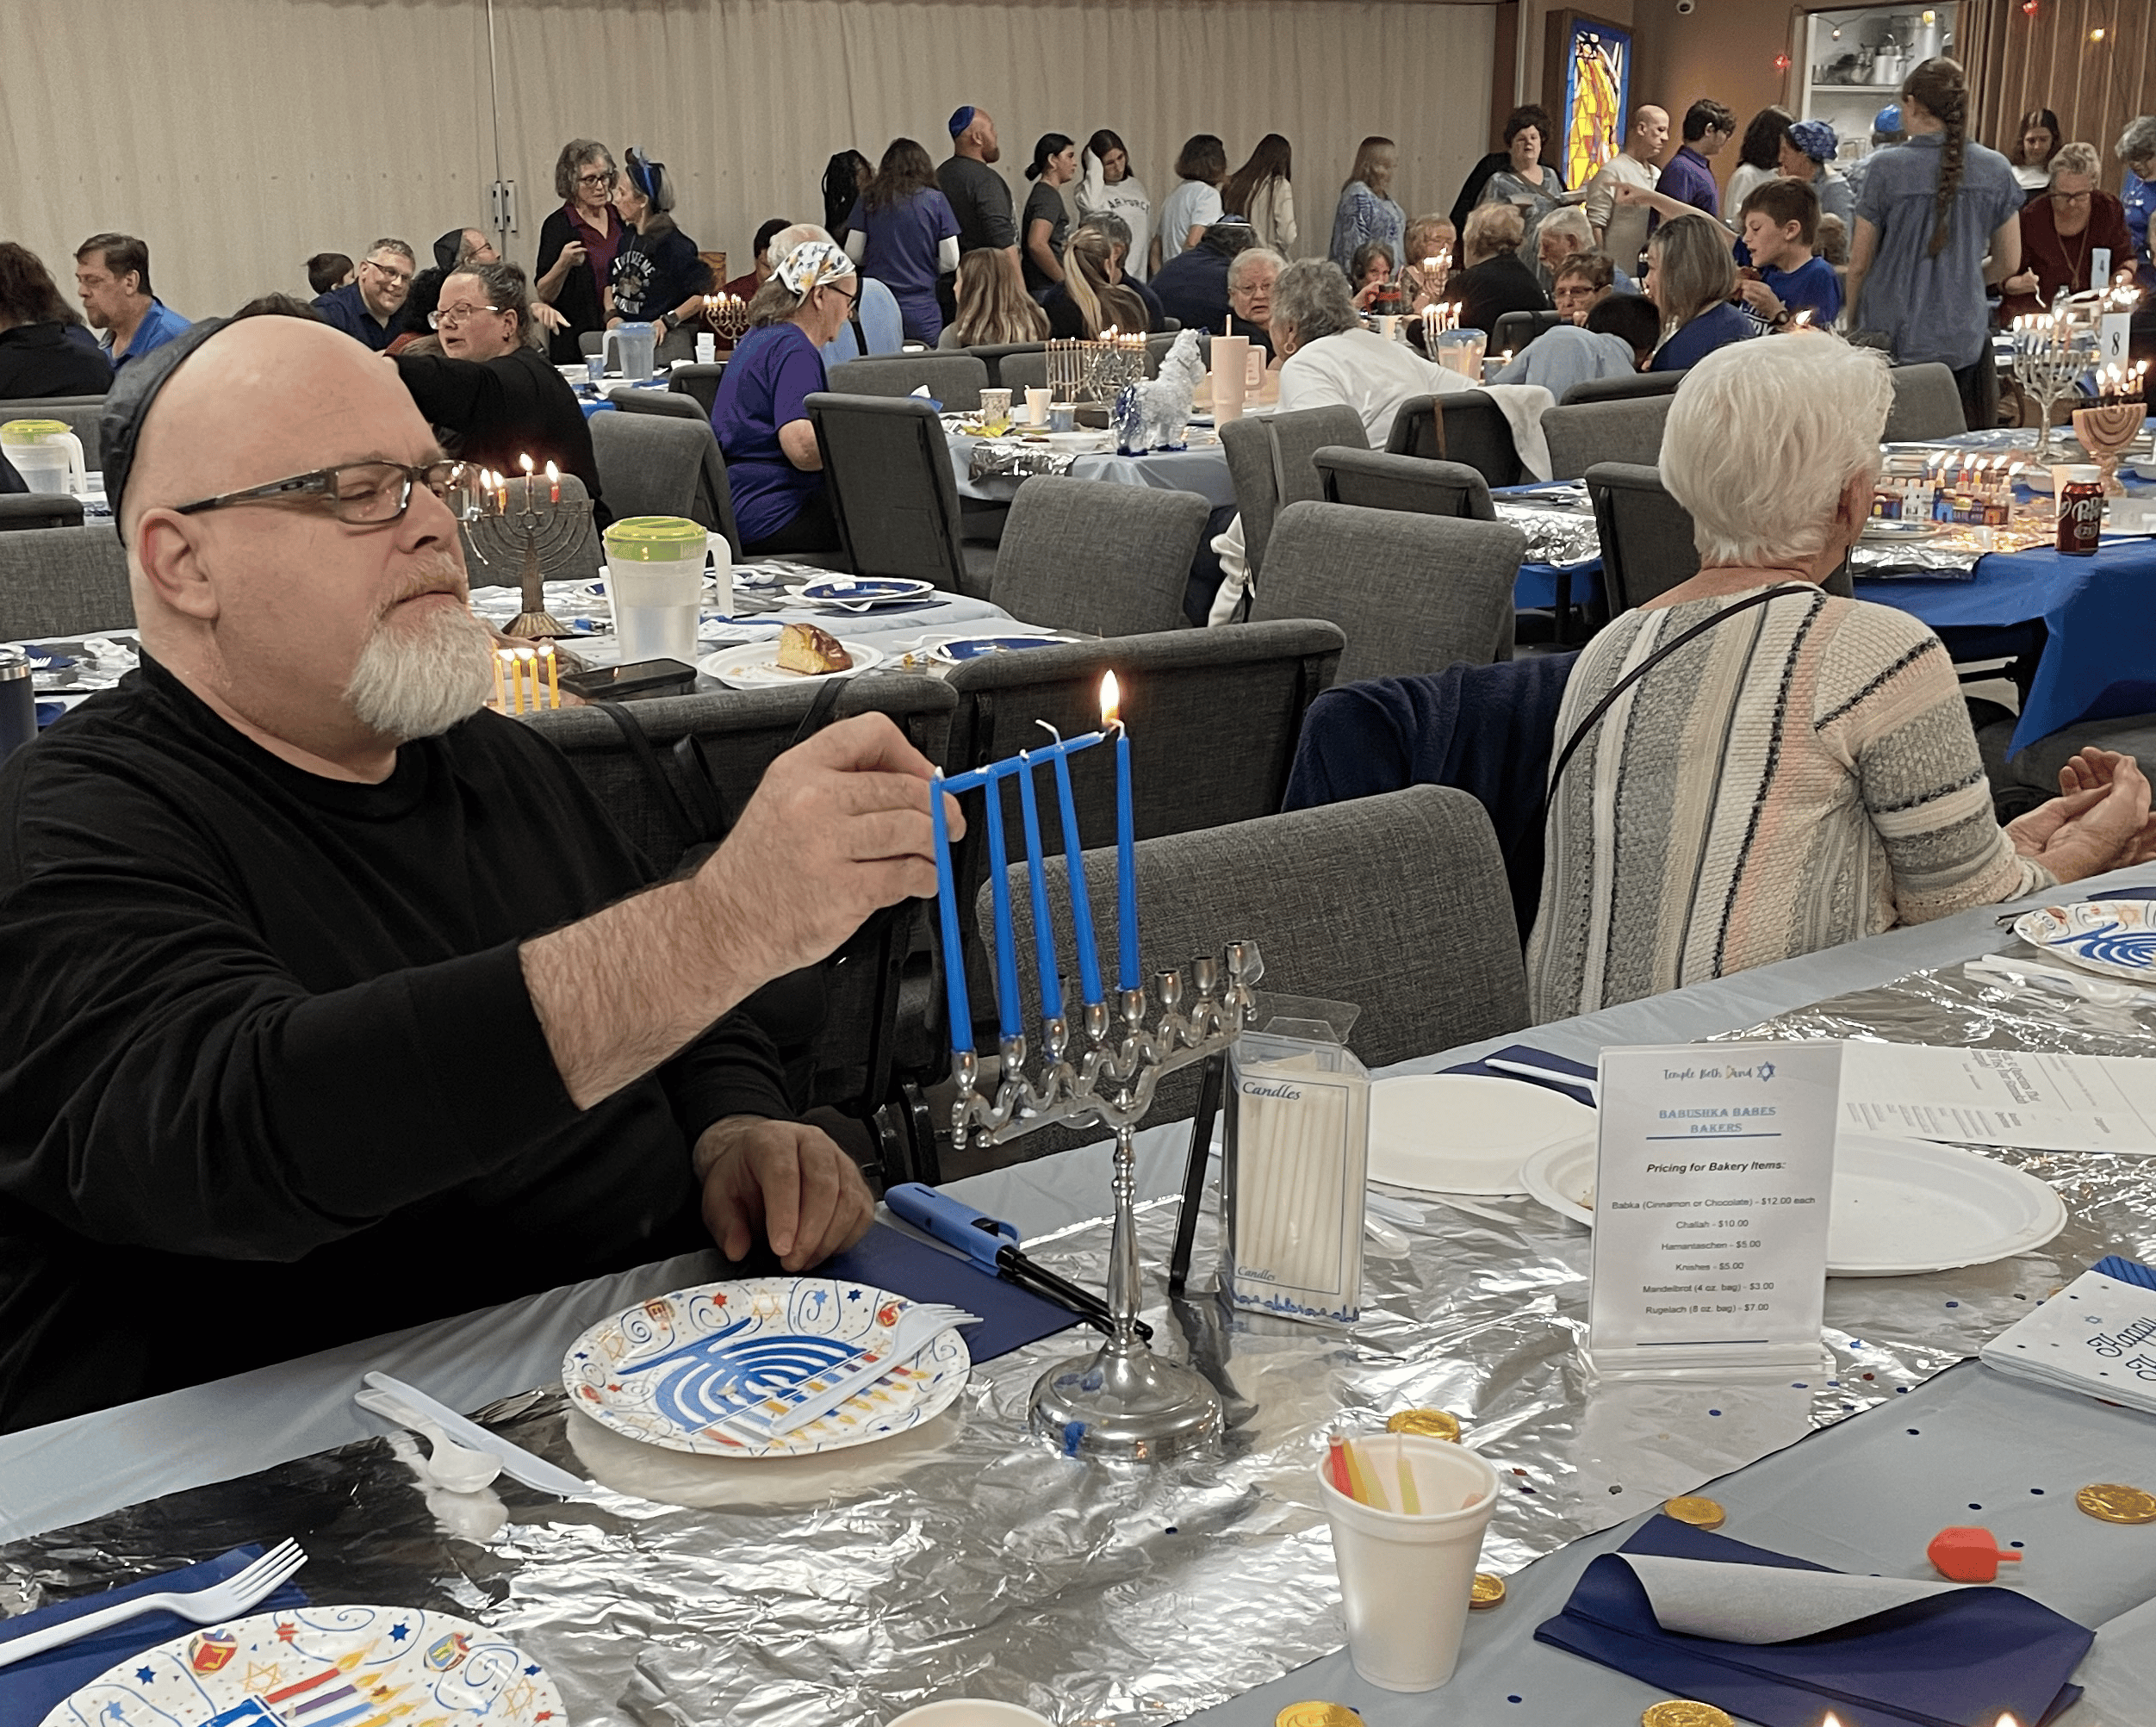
top-left (0, 315), bottom-right (952, 1430)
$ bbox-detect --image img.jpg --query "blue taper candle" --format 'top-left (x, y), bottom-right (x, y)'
top-left (981, 766), bottom-right (1024, 1041)
top-left (929, 773), bottom-right (973, 1053)
top-left (1105, 673), bottom-right (1139, 991)
top-left (1050, 742), bottom-right (1105, 1006)
top-left (1016, 752), bottom-right (1065, 1024)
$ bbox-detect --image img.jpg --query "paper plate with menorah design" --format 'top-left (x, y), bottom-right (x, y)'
top-left (562, 1278), bottom-right (970, 1457)
top-left (2013, 900), bottom-right (2156, 983)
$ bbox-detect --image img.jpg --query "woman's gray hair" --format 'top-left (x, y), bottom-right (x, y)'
top-left (446, 260), bottom-right (544, 351)
top-left (1661, 333), bottom-right (1892, 567)
top-left (1076, 211), bottom-right (1134, 251)
top-left (1227, 246), bottom-right (1287, 289)
top-left (1268, 258), bottom-right (1359, 347)
top-left (2116, 115), bottom-right (2156, 167)
top-left (2049, 140), bottom-right (2102, 183)
top-left (553, 140), bottom-right (613, 202)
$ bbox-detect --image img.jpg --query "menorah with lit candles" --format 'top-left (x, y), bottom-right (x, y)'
top-left (929, 671), bottom-right (1260, 1463)
top-left (492, 640), bottom-right (562, 713)
top-left (701, 293), bottom-right (750, 348)
top-left (1046, 333), bottom-right (1147, 406)
top-left (2072, 361), bottom-right (2150, 496)
top-left (2009, 300), bottom-right (2100, 465)
top-left (463, 454), bottom-right (586, 639)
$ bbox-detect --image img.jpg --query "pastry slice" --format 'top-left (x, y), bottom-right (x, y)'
top-left (776, 621), bottom-right (854, 675)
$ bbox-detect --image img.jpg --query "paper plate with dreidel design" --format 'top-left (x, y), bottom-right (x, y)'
top-left (38, 1606), bottom-right (561, 1727)
top-left (562, 1277), bottom-right (971, 1457)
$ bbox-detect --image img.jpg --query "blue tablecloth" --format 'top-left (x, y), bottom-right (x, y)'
top-left (574, 377), bottom-right (675, 420)
top-left (1517, 559), bottom-right (1602, 612)
top-left (1855, 535), bottom-right (2156, 752)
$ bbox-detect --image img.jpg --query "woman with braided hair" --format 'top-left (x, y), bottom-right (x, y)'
top-left (1848, 57), bottom-right (2023, 429)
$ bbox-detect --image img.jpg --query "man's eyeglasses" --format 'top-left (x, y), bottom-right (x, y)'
top-left (363, 258), bottom-right (415, 286)
top-left (174, 461), bottom-right (469, 528)
top-left (576, 170), bottom-right (617, 189)
top-left (2051, 189), bottom-right (2094, 204)
top-left (429, 304), bottom-right (502, 329)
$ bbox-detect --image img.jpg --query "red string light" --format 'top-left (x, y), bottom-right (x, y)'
top-left (2021, 0), bottom-right (2037, 15)
top-left (1774, 52), bottom-right (1791, 71)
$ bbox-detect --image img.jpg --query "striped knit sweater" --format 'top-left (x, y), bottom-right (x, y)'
top-left (1526, 586), bottom-right (2053, 1022)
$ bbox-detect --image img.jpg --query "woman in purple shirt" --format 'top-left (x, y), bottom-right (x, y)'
top-left (844, 138), bottom-right (961, 344)
top-left (711, 242), bottom-right (861, 555)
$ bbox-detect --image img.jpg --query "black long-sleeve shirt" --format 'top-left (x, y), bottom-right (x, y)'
top-left (394, 345), bottom-right (609, 527)
top-left (0, 656), bottom-right (792, 1429)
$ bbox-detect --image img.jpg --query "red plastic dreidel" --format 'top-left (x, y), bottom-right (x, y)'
top-left (1927, 1526), bottom-right (2022, 1582)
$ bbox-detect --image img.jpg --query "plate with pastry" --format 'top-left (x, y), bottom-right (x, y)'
top-left (700, 622), bottom-right (881, 688)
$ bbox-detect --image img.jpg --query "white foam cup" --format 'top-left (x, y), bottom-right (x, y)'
top-left (885, 1705), bottom-right (1053, 1727)
top-left (1024, 387), bottom-right (1052, 425)
top-left (1315, 1432), bottom-right (1501, 1691)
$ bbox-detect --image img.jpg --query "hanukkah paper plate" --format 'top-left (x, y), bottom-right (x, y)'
top-left (562, 1277), bottom-right (971, 1457)
top-left (38, 1606), bottom-right (562, 1727)
top-left (2012, 899), bottom-right (2156, 982)
top-left (796, 577), bottom-right (935, 606)
top-left (699, 638), bottom-right (882, 689)
top-left (933, 634), bottom-right (1066, 664)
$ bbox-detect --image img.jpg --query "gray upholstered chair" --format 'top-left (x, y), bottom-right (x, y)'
top-left (668, 363), bottom-right (726, 417)
top-left (0, 494), bottom-right (87, 532)
top-left (587, 410), bottom-right (744, 555)
top-left (939, 618), bottom-right (1345, 1062)
top-left (826, 352), bottom-right (988, 412)
top-left (1493, 309), bottom-right (1565, 357)
top-left (1979, 710), bottom-right (2156, 823)
top-left (606, 387), bottom-right (705, 420)
top-left (803, 392), bottom-right (978, 593)
top-left (1885, 363), bottom-right (1966, 442)
top-left (1558, 370), bottom-right (1685, 406)
top-left (1587, 461), bottom-right (1852, 613)
top-left (1221, 403), bottom-right (1367, 585)
top-left (1385, 391), bottom-right (1523, 488)
top-left (965, 344), bottom-right (1046, 389)
top-left (988, 476), bottom-right (1210, 637)
top-left (1540, 393), bottom-right (1675, 481)
top-left (1146, 327), bottom-right (1196, 376)
top-left (0, 523), bottom-right (134, 638)
top-left (1250, 500), bottom-right (1520, 681)
top-left (995, 350), bottom-right (1047, 393)
top-left (0, 395), bottom-right (106, 469)
top-left (969, 785), bottom-right (1530, 1164)
top-left (1314, 447), bottom-right (1495, 520)
top-left (525, 674), bottom-right (959, 1183)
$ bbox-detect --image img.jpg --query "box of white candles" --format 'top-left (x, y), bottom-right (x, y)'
top-left (1221, 996), bottom-right (1370, 1327)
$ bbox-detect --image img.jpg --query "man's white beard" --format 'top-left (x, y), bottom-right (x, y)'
top-left (344, 568), bottom-right (497, 742)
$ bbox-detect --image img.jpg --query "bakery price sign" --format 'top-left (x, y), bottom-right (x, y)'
top-left (1587, 1041), bottom-right (1843, 1377)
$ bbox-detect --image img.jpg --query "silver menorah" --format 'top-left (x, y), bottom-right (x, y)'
top-left (951, 941), bottom-right (1264, 1461)
top-left (1044, 337), bottom-right (1148, 407)
top-left (2010, 295), bottom-right (2100, 466)
top-left (461, 479), bottom-right (592, 639)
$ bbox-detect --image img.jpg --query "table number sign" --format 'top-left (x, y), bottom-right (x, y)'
top-left (1588, 1042), bottom-right (1843, 1378)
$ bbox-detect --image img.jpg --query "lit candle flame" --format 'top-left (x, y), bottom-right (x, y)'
top-left (1792, 309), bottom-right (1815, 328)
top-left (1100, 670), bottom-right (1121, 728)
top-left (519, 453), bottom-right (534, 475)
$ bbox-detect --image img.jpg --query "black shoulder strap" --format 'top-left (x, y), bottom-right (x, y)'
top-left (1544, 585), bottom-right (1811, 810)
top-left (595, 700), bottom-right (711, 844)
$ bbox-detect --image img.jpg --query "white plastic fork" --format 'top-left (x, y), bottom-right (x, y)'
top-left (0, 1538), bottom-right (308, 1668)
top-left (766, 1304), bottom-right (979, 1437)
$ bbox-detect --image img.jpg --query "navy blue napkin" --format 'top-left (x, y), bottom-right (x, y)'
top-left (825, 1222), bottom-right (1079, 1363)
top-left (0, 1545), bottom-right (308, 1727)
top-left (1442, 1041), bottom-right (1597, 1109)
top-left (1535, 1515), bottom-right (2091, 1727)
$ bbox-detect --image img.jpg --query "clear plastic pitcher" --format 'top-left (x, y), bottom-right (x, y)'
top-left (1433, 329), bottom-right (1486, 381)
top-left (603, 322), bottom-right (658, 379)
top-left (1, 419), bottom-right (86, 496)
top-left (604, 514), bottom-right (707, 664)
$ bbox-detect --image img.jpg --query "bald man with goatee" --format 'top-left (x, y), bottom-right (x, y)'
top-left (1584, 104), bottom-right (1671, 270)
top-left (0, 314), bottom-right (960, 1430)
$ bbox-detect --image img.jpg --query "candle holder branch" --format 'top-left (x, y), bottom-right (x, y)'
top-left (949, 940), bottom-right (1264, 1463)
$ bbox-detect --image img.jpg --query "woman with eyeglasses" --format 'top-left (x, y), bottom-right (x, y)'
top-left (1999, 140), bottom-right (2132, 322)
top-left (536, 140), bottom-right (625, 365)
top-left (393, 259), bottom-right (608, 526)
top-left (711, 242), bottom-right (860, 555)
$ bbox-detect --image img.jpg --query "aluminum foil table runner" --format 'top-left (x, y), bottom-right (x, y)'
top-left (1494, 500), bottom-right (1600, 568)
top-left (7, 959), bottom-right (2153, 1726)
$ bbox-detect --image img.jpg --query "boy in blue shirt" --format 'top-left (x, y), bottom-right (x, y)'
top-left (1735, 178), bottom-right (1843, 333)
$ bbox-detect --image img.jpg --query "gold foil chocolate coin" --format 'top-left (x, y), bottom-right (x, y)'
top-left (1641, 1703), bottom-right (1735, 1727)
top-left (1662, 1495), bottom-right (1728, 1530)
top-left (1469, 1571), bottom-right (1506, 1609)
top-left (2076, 1482), bottom-right (2156, 1525)
top-left (1385, 1407), bottom-right (1462, 1441)
top-left (1276, 1705), bottom-right (1360, 1727)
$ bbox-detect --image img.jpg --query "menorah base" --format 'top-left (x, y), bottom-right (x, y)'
top-left (1028, 1338), bottom-right (1222, 1463)
top-left (503, 611), bottom-right (576, 640)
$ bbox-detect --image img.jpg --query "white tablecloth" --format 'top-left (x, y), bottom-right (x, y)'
top-left (947, 432), bottom-right (1236, 510)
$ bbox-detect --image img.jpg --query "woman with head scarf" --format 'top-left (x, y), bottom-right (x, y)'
top-left (1778, 118), bottom-right (1854, 229)
top-left (606, 146), bottom-right (716, 349)
top-left (711, 241), bottom-right (861, 554)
